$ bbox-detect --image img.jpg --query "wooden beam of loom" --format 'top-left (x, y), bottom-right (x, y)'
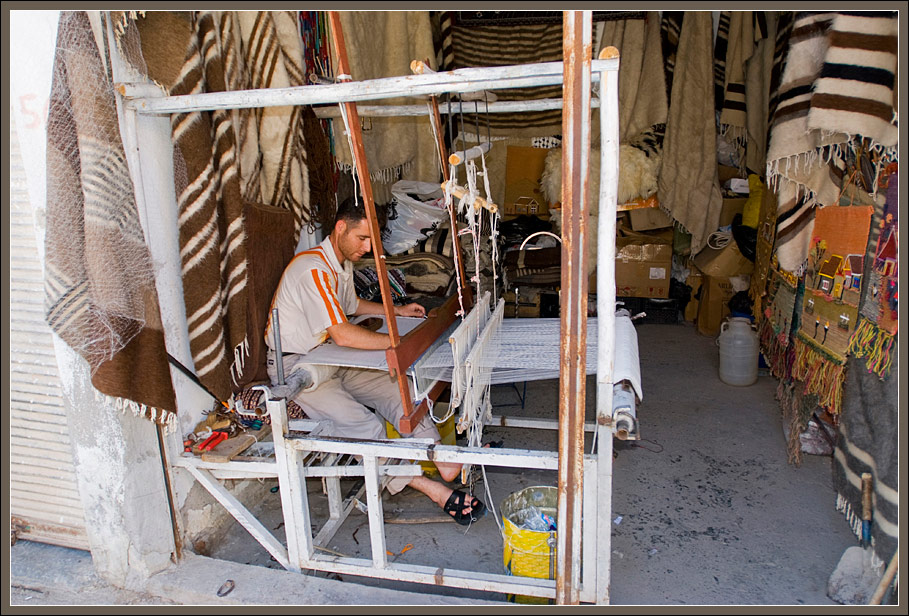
top-left (414, 60), bottom-right (473, 303)
top-left (329, 14), bottom-right (469, 434)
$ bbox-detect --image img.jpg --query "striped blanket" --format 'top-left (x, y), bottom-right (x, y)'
top-left (714, 12), bottom-right (769, 141)
top-left (832, 348), bottom-right (899, 568)
top-left (128, 12), bottom-right (251, 401)
top-left (439, 11), bottom-right (564, 137)
top-left (235, 11), bottom-right (313, 244)
top-left (45, 11), bottom-right (177, 427)
top-left (170, 13), bottom-right (249, 402)
top-left (123, 11), bottom-right (327, 400)
top-left (766, 11), bottom-right (898, 274)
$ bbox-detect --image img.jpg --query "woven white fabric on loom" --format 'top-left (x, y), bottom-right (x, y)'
top-left (416, 313), bottom-right (643, 400)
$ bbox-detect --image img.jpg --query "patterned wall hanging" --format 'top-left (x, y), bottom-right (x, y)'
top-left (758, 265), bottom-right (799, 379)
top-left (849, 169), bottom-right (898, 377)
top-left (793, 204), bottom-right (874, 414)
top-left (750, 178), bottom-right (778, 315)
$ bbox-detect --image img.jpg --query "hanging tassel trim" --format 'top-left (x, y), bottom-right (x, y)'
top-left (792, 336), bottom-right (845, 415)
top-left (847, 317), bottom-right (895, 378)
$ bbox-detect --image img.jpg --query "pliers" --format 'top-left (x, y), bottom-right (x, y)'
top-left (198, 429), bottom-right (230, 452)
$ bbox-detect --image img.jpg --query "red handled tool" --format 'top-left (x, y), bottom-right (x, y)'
top-left (198, 430), bottom-right (229, 452)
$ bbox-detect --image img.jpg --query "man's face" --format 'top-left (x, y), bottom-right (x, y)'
top-left (336, 218), bottom-right (372, 262)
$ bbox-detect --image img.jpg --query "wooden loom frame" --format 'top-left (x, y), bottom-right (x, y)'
top-left (119, 10), bottom-right (622, 605)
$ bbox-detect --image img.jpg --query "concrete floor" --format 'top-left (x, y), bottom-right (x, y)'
top-left (205, 320), bottom-right (858, 605)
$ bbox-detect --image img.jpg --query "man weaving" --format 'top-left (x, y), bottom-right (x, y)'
top-left (265, 198), bottom-right (486, 525)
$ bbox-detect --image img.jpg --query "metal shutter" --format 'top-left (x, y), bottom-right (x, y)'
top-left (9, 109), bottom-right (90, 550)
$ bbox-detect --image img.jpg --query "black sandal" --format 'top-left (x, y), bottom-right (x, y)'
top-left (443, 489), bottom-right (486, 526)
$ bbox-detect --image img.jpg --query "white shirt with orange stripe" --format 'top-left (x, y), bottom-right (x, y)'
top-left (266, 236), bottom-right (358, 356)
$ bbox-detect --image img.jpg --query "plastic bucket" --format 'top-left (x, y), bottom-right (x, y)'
top-left (385, 402), bottom-right (455, 476)
top-left (501, 486), bottom-right (558, 604)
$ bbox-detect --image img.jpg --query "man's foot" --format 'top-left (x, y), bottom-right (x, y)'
top-left (442, 489), bottom-right (486, 526)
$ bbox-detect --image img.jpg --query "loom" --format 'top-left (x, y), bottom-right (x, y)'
top-left (125, 11), bottom-right (629, 603)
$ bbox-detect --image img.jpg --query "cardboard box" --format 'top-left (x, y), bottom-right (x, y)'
top-left (696, 275), bottom-right (738, 336)
top-left (615, 229), bottom-right (673, 298)
top-left (693, 240), bottom-right (754, 277)
top-left (684, 268), bottom-right (704, 322)
top-left (718, 164), bottom-right (744, 186)
top-left (504, 146), bottom-right (550, 217)
top-left (718, 198), bottom-right (748, 228)
top-left (504, 289), bottom-right (560, 318)
top-left (628, 200), bottom-right (672, 231)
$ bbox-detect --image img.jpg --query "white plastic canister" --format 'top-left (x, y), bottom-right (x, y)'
top-left (717, 317), bottom-right (759, 386)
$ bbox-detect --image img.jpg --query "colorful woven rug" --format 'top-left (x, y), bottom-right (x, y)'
top-left (849, 169), bottom-right (898, 377)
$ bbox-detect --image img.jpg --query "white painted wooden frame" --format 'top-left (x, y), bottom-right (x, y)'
top-left (122, 44), bottom-right (621, 605)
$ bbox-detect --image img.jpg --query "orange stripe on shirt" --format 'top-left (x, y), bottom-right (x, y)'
top-left (265, 247), bottom-right (339, 343)
top-left (296, 247), bottom-right (338, 286)
top-left (312, 269), bottom-right (343, 326)
top-left (322, 271), bottom-right (348, 324)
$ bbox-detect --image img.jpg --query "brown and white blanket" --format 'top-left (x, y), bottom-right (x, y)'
top-left (45, 11), bottom-right (177, 428)
top-left (766, 11), bottom-right (898, 273)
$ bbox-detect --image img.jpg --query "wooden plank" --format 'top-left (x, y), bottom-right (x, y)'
top-left (383, 509), bottom-right (452, 524)
top-left (201, 425), bottom-right (272, 463)
top-left (386, 294), bottom-right (462, 380)
top-left (557, 11), bottom-right (592, 605)
top-left (486, 415), bottom-right (597, 432)
top-left (288, 435), bottom-right (562, 470)
top-left (580, 456), bottom-right (598, 603)
top-left (266, 395), bottom-right (313, 572)
top-left (403, 380), bottom-right (449, 434)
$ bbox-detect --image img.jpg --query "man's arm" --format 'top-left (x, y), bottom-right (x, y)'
top-left (326, 321), bottom-right (392, 350)
top-left (354, 298), bottom-right (426, 318)
top-left (328, 299), bottom-right (426, 349)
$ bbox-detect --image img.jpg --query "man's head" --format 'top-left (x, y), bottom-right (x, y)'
top-left (330, 197), bottom-right (371, 263)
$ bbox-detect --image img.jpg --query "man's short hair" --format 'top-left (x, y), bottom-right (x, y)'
top-left (334, 197), bottom-right (368, 230)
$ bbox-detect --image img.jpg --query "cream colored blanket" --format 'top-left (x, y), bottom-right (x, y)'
top-left (657, 12), bottom-right (722, 256)
top-left (330, 12), bottom-right (440, 204)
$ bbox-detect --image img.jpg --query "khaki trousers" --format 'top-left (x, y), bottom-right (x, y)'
top-left (268, 353), bottom-right (441, 494)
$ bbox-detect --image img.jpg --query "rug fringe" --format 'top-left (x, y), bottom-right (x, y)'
top-left (847, 318), bottom-right (894, 378)
top-left (94, 390), bottom-right (179, 434)
top-left (792, 336), bottom-right (845, 415)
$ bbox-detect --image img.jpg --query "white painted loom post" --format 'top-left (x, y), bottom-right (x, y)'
top-left (260, 388), bottom-right (314, 572)
top-left (595, 45), bottom-right (620, 606)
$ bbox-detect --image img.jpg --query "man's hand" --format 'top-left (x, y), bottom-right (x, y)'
top-left (395, 302), bottom-right (426, 318)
